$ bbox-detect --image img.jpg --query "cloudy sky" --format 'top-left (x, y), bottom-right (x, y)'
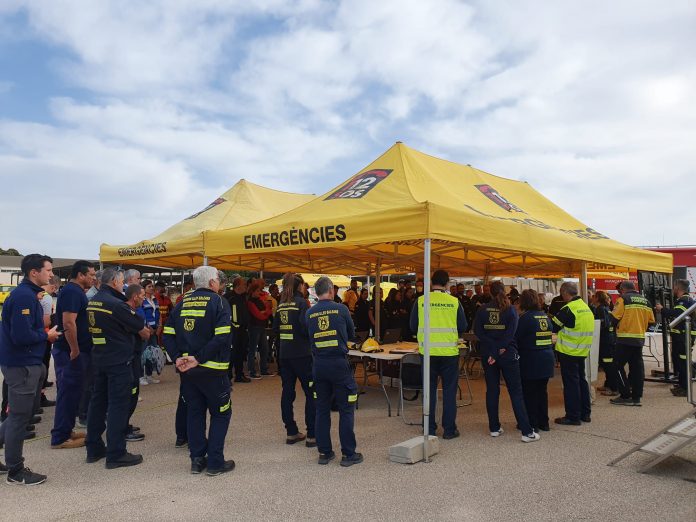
top-left (1, 0), bottom-right (694, 259)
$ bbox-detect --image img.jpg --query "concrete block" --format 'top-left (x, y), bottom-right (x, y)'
top-left (388, 435), bottom-right (439, 464)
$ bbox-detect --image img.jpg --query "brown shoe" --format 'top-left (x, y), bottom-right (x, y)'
top-left (70, 431), bottom-right (86, 440)
top-left (286, 433), bottom-right (306, 445)
top-left (52, 438), bottom-right (86, 449)
top-left (600, 390), bottom-right (619, 396)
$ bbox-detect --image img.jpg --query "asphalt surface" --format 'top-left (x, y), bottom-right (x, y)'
top-left (2, 360), bottom-right (695, 521)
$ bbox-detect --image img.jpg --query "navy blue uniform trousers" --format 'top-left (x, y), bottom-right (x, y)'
top-left (557, 352), bottom-right (591, 420)
top-left (483, 355), bottom-right (533, 435)
top-left (85, 362), bottom-right (132, 462)
top-left (279, 356), bottom-right (315, 437)
top-left (424, 355), bottom-right (460, 436)
top-left (51, 349), bottom-right (88, 445)
top-left (313, 357), bottom-right (357, 456)
top-left (181, 368), bottom-right (231, 470)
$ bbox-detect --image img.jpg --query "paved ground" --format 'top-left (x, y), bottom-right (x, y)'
top-left (2, 361), bottom-right (695, 522)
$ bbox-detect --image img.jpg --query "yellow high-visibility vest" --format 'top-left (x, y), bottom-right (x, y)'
top-left (554, 298), bottom-right (594, 357)
top-left (417, 291), bottom-right (459, 357)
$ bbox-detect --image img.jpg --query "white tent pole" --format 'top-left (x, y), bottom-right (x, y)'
top-left (375, 259), bottom-right (382, 341)
top-left (423, 239), bottom-right (432, 462)
top-left (203, 256), bottom-right (208, 266)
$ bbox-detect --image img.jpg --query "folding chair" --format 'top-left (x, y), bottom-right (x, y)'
top-left (398, 353), bottom-right (423, 425)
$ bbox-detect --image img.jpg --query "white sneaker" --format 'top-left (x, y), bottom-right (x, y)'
top-left (521, 432), bottom-right (541, 443)
top-left (139, 377), bottom-right (149, 386)
top-left (490, 427), bottom-right (504, 437)
top-left (147, 376), bottom-right (160, 384)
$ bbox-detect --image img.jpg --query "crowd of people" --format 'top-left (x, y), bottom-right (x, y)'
top-left (0, 253), bottom-right (692, 486)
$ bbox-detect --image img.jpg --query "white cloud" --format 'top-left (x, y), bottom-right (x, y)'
top-left (1, 0), bottom-right (695, 258)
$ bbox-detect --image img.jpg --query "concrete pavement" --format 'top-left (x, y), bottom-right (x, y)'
top-left (2, 362), bottom-right (695, 521)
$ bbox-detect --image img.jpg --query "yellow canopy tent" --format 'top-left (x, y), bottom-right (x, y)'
top-left (275, 274), bottom-right (353, 287)
top-left (204, 143), bottom-right (672, 276)
top-left (100, 180), bottom-right (315, 268)
top-left (204, 142), bottom-right (672, 454)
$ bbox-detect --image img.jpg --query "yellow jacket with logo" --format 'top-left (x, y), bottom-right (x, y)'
top-left (611, 291), bottom-right (655, 347)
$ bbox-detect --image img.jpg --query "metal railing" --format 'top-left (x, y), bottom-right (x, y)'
top-left (668, 301), bottom-right (696, 405)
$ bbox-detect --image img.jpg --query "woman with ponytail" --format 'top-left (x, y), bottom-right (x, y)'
top-left (474, 281), bottom-right (540, 443)
top-left (272, 273), bottom-right (316, 447)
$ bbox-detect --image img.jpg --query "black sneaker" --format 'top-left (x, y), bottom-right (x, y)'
top-left (318, 451), bottom-right (335, 465)
top-left (125, 432), bottom-right (145, 442)
top-left (40, 396), bottom-right (56, 407)
top-left (105, 452), bottom-right (143, 469)
top-left (538, 424), bottom-right (551, 432)
top-left (234, 376), bottom-right (251, 383)
top-left (610, 397), bottom-right (640, 406)
top-left (305, 437), bottom-right (317, 448)
top-left (29, 415), bottom-right (41, 424)
top-left (86, 450), bottom-right (106, 463)
top-left (26, 424), bottom-right (35, 432)
top-left (35, 408), bottom-right (44, 415)
top-left (190, 457), bottom-right (207, 474)
top-left (581, 416), bottom-right (592, 423)
top-left (340, 453), bottom-right (364, 467)
top-left (554, 417), bottom-right (581, 426)
top-left (6, 467), bottom-right (47, 486)
top-left (128, 425), bottom-right (141, 433)
top-left (24, 431), bottom-right (36, 441)
top-left (45, 381), bottom-right (54, 388)
top-left (206, 460), bottom-right (235, 476)
top-left (175, 438), bottom-right (188, 448)
top-left (671, 387), bottom-right (687, 397)
top-left (443, 429), bottom-right (460, 440)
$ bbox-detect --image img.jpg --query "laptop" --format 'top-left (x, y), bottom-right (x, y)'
top-left (381, 328), bottom-right (402, 345)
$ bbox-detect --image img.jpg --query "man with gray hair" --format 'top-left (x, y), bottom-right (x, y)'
top-left (551, 282), bottom-right (594, 425)
top-left (123, 269), bottom-right (141, 291)
top-left (610, 281), bottom-right (655, 406)
top-left (164, 266), bottom-right (234, 475)
top-left (305, 276), bottom-right (362, 467)
top-left (85, 267), bottom-right (150, 468)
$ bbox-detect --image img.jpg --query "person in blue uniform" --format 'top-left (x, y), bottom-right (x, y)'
top-left (655, 279), bottom-right (695, 397)
top-left (164, 266), bottom-right (235, 476)
top-left (50, 260), bottom-right (96, 449)
top-left (306, 276), bottom-right (362, 467)
top-left (594, 291), bottom-right (618, 396)
top-left (474, 281), bottom-right (540, 442)
top-left (0, 254), bottom-right (61, 485)
top-left (273, 273), bottom-right (316, 446)
top-left (514, 289), bottom-right (555, 432)
top-left (85, 267), bottom-right (150, 469)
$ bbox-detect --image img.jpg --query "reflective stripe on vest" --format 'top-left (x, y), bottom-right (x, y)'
top-left (416, 292), bottom-right (459, 357)
top-left (555, 299), bottom-right (594, 357)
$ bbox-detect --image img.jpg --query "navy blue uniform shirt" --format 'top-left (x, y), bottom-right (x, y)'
top-left (87, 285), bottom-right (146, 367)
top-left (164, 288), bottom-right (231, 368)
top-left (273, 293), bottom-right (311, 359)
top-left (474, 303), bottom-right (519, 361)
top-left (514, 310), bottom-right (555, 380)
top-left (54, 281), bottom-right (92, 353)
top-left (0, 278), bottom-right (48, 367)
top-left (306, 299), bottom-right (355, 358)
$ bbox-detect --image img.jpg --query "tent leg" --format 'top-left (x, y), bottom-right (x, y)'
top-left (423, 239), bottom-right (432, 462)
top-left (375, 259), bottom-right (382, 342)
